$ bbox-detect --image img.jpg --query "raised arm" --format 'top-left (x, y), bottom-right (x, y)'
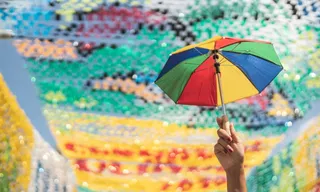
top-left (214, 116), bottom-right (247, 192)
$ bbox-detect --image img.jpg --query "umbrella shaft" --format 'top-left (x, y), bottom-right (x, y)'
top-left (217, 73), bottom-right (227, 116)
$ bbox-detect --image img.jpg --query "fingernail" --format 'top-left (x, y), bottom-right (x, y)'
top-left (228, 148), bottom-right (233, 153)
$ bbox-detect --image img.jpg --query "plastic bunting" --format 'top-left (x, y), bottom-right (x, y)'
top-left (0, 74), bottom-right (75, 192)
top-left (0, 0), bottom-right (319, 191)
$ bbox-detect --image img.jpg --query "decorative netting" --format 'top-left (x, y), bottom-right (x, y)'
top-left (0, 74), bottom-right (75, 192)
top-left (0, 0), bottom-right (319, 191)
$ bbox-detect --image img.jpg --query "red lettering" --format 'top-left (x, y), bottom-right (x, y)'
top-left (137, 162), bottom-right (148, 175)
top-left (254, 140), bottom-right (261, 146)
top-left (161, 182), bottom-right (171, 191)
top-left (75, 159), bottom-right (106, 174)
top-left (155, 151), bottom-right (164, 163)
top-left (103, 149), bottom-right (109, 155)
top-left (123, 149), bottom-right (133, 156)
top-left (167, 148), bottom-right (189, 163)
top-left (169, 164), bottom-right (182, 173)
top-left (75, 159), bottom-right (90, 172)
top-left (139, 150), bottom-right (150, 156)
top-left (252, 141), bottom-right (261, 152)
top-left (96, 161), bottom-right (106, 174)
top-left (188, 166), bottom-right (198, 172)
top-left (167, 150), bottom-right (177, 163)
top-left (181, 149), bottom-right (189, 160)
top-left (202, 166), bottom-right (213, 171)
top-left (178, 179), bottom-right (193, 191)
top-left (65, 143), bottom-right (75, 151)
top-left (197, 148), bottom-right (213, 160)
top-left (201, 178), bottom-right (211, 188)
top-left (113, 148), bottom-right (133, 157)
top-left (214, 176), bottom-right (227, 186)
top-left (89, 147), bottom-right (99, 154)
top-left (196, 148), bottom-right (207, 159)
top-left (109, 162), bottom-right (121, 174)
top-left (153, 164), bottom-right (163, 173)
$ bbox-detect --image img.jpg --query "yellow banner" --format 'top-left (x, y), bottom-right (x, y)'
top-left (49, 106), bottom-right (283, 192)
top-left (58, 131), bottom-right (282, 167)
top-left (0, 74), bottom-right (34, 191)
top-left (75, 169), bottom-right (228, 192)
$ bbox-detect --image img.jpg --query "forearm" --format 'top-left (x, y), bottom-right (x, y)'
top-left (226, 165), bottom-right (247, 192)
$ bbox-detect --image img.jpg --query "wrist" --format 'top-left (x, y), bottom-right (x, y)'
top-left (225, 164), bottom-right (247, 192)
top-left (226, 164), bottom-right (245, 176)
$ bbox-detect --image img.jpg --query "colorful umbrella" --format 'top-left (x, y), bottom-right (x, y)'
top-left (155, 36), bottom-right (283, 115)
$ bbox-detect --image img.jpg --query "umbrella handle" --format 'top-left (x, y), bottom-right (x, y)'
top-left (216, 72), bottom-right (227, 116)
top-left (213, 57), bottom-right (227, 116)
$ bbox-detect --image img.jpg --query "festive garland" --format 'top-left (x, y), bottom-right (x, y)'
top-left (74, 169), bottom-right (228, 192)
top-left (247, 116), bottom-right (320, 192)
top-left (0, 74), bottom-right (34, 191)
top-left (57, 130), bottom-right (282, 166)
top-left (13, 39), bottom-right (78, 59)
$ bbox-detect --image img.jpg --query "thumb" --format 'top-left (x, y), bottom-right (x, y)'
top-left (230, 123), bottom-right (240, 143)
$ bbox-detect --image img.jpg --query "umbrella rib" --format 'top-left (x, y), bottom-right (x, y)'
top-left (183, 63), bottom-right (201, 65)
top-left (226, 49), bottom-right (263, 57)
top-left (193, 47), bottom-right (207, 56)
top-left (193, 65), bottom-right (236, 73)
top-left (184, 61), bottom-right (235, 67)
top-left (220, 60), bottom-right (230, 65)
top-left (217, 54), bottom-right (261, 92)
top-left (220, 64), bottom-right (237, 66)
top-left (193, 67), bottom-right (211, 72)
top-left (222, 51), bottom-right (283, 68)
top-left (219, 42), bottom-right (242, 64)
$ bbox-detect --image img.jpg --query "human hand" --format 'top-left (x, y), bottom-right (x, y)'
top-left (214, 116), bottom-right (245, 172)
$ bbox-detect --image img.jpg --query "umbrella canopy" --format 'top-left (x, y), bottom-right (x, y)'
top-left (155, 36), bottom-right (283, 107)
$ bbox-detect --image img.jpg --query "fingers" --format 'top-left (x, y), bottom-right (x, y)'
top-left (221, 115), bottom-right (231, 135)
top-left (217, 128), bottom-right (232, 142)
top-left (216, 117), bottom-right (223, 128)
top-left (216, 115), bottom-right (231, 135)
top-left (214, 142), bottom-right (227, 154)
top-left (218, 138), bottom-right (233, 153)
top-left (215, 117), bottom-right (241, 153)
top-left (230, 123), bottom-right (241, 143)
top-left (216, 115), bottom-right (230, 134)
